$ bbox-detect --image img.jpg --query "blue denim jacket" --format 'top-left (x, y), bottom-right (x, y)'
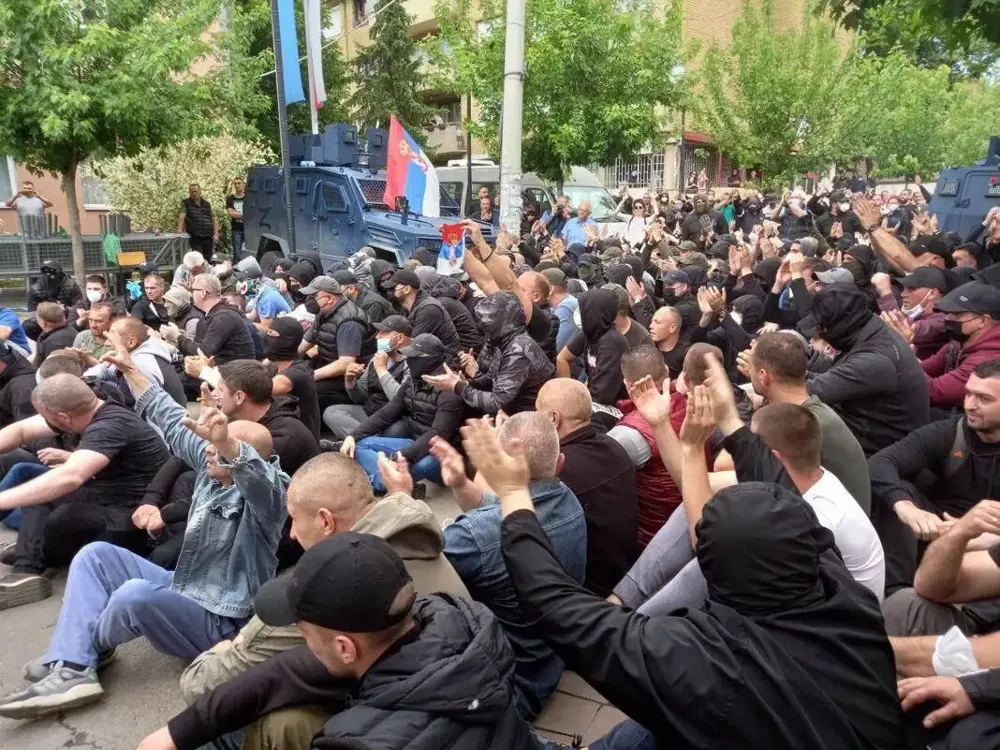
top-left (135, 384), bottom-right (289, 619)
top-left (443, 478), bottom-right (586, 720)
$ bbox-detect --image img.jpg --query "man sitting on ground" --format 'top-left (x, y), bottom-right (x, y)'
top-left (0, 345), bottom-right (287, 719)
top-left (163, 273), bottom-right (256, 366)
top-left (73, 302), bottom-right (116, 359)
top-left (429, 412), bottom-right (586, 720)
top-left (33, 302), bottom-right (77, 367)
top-left (0, 343), bottom-right (36, 428)
top-left (263, 317), bottom-right (321, 440)
top-left (176, 452), bottom-right (468, 748)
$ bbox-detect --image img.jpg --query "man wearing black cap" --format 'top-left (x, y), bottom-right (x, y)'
top-left (875, 266), bottom-right (950, 360)
top-left (387, 269), bottom-right (461, 356)
top-left (814, 191), bottom-right (862, 243)
top-left (149, 532), bottom-right (539, 750)
top-left (919, 281), bottom-right (1000, 410)
top-left (661, 269), bottom-right (700, 334)
top-left (324, 315), bottom-right (411, 441)
top-left (340, 334), bottom-right (464, 493)
top-left (332, 269), bottom-right (392, 325)
top-left (298, 275), bottom-right (374, 411)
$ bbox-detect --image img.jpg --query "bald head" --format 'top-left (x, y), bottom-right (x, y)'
top-left (228, 420), bottom-right (273, 461)
top-left (32, 374), bottom-right (97, 415)
top-left (535, 379), bottom-right (592, 438)
top-left (517, 271), bottom-right (550, 305)
top-left (499, 411), bottom-right (560, 480)
top-left (654, 307), bottom-right (681, 327)
top-left (112, 316), bottom-right (148, 350)
top-left (288, 453), bottom-right (375, 522)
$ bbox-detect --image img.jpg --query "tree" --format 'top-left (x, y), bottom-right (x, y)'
top-left (351, 0), bottom-right (438, 140)
top-left (0, 0), bottom-right (220, 282)
top-left (820, 0), bottom-right (1000, 49)
top-left (93, 134), bottom-right (274, 245)
top-left (432, 0), bottom-right (685, 184)
top-left (696, 0), bottom-right (857, 187)
top-left (221, 0), bottom-right (352, 152)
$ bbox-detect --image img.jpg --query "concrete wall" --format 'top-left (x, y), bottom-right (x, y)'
top-left (0, 167), bottom-right (107, 235)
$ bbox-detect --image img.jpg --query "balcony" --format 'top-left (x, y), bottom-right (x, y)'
top-left (425, 121), bottom-right (468, 159)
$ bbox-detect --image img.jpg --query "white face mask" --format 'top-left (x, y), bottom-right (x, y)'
top-left (762, 207), bottom-right (774, 219)
top-left (901, 290), bottom-right (932, 320)
top-left (839, 202), bottom-right (851, 213)
top-left (730, 311), bottom-right (743, 326)
top-left (86, 290), bottom-right (103, 304)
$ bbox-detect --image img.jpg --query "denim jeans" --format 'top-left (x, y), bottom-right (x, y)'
top-left (0, 461), bottom-right (49, 530)
top-left (355, 437), bottom-right (441, 493)
top-left (231, 229), bottom-right (244, 262)
top-left (589, 720), bottom-right (657, 750)
top-left (44, 541), bottom-right (242, 668)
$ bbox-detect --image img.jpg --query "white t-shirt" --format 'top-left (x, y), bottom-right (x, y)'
top-left (803, 469), bottom-right (886, 602)
top-left (14, 195), bottom-right (45, 218)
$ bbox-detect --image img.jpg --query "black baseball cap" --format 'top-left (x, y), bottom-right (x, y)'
top-left (254, 532), bottom-right (413, 632)
top-left (332, 269), bottom-right (359, 286)
top-left (935, 281), bottom-right (1000, 319)
top-left (900, 266), bottom-right (950, 294)
top-left (299, 275), bottom-right (344, 295)
top-left (663, 270), bottom-right (691, 284)
top-left (389, 269), bottom-right (421, 290)
top-left (399, 333), bottom-right (448, 359)
top-left (373, 315), bottom-right (412, 335)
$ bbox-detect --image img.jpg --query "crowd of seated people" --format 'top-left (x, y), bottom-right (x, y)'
top-left (0, 185), bottom-right (999, 750)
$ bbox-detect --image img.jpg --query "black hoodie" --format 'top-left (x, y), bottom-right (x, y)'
top-left (806, 285), bottom-right (929, 455)
top-left (425, 274), bottom-right (484, 351)
top-left (259, 396), bottom-right (320, 474)
top-left (0, 348), bottom-right (36, 426)
top-left (576, 288), bottom-right (629, 405)
top-left (500, 483), bottom-right (905, 750)
top-left (167, 595), bottom-right (543, 750)
top-left (28, 261), bottom-right (83, 311)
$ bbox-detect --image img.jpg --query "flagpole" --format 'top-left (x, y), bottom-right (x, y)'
top-left (270, 0), bottom-right (297, 256)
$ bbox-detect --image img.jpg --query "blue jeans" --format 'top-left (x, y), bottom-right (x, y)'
top-left (231, 229), bottom-right (244, 262)
top-left (589, 720), bottom-right (657, 749)
top-left (354, 437), bottom-right (441, 493)
top-left (44, 542), bottom-right (242, 668)
top-left (0, 462), bottom-right (49, 530)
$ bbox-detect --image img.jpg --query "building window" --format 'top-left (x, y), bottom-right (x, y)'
top-left (353, 0), bottom-right (374, 27)
top-left (442, 100), bottom-right (462, 125)
top-left (323, 5), bottom-right (343, 39)
top-left (0, 157), bottom-right (16, 205)
top-left (82, 171), bottom-right (110, 209)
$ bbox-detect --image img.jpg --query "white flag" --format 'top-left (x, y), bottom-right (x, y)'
top-left (304, 0), bottom-right (326, 108)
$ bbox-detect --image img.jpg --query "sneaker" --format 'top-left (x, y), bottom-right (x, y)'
top-left (0, 572), bottom-right (51, 610)
top-left (23, 648), bottom-right (117, 684)
top-left (411, 482), bottom-right (427, 500)
top-left (0, 662), bottom-right (103, 719)
top-left (319, 439), bottom-right (343, 453)
top-left (0, 541), bottom-right (15, 566)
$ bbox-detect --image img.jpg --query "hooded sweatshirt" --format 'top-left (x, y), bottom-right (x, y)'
top-left (28, 261), bottom-right (83, 311)
top-left (426, 274), bottom-right (484, 351)
top-left (576, 288), bottom-right (629, 406)
top-left (500, 483), bottom-right (905, 750)
top-left (85, 338), bottom-right (186, 408)
top-left (175, 491), bottom-right (471, 709)
top-left (259, 396), bottom-right (320, 475)
top-left (0, 347), bottom-right (36, 426)
top-left (456, 292), bottom-right (554, 414)
top-left (920, 325), bottom-right (1000, 409)
top-left (807, 285), bottom-right (930, 455)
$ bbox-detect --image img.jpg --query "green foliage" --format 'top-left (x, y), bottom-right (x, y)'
top-left (222, 0), bottom-right (352, 151)
top-left (93, 134), bottom-right (274, 243)
top-left (697, 0), bottom-right (855, 185)
top-left (351, 0), bottom-right (438, 141)
top-left (431, 0), bottom-right (685, 183)
top-left (820, 0), bottom-right (1000, 50)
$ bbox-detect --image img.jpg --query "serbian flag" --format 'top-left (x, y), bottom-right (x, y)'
top-left (437, 222), bottom-right (466, 275)
top-left (383, 115), bottom-right (440, 217)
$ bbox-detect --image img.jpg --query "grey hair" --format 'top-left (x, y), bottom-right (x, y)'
top-left (32, 374), bottom-right (97, 414)
top-left (498, 411), bottom-right (559, 480)
top-left (193, 273), bottom-right (221, 297)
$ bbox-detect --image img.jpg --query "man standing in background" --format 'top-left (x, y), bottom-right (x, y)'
top-left (178, 184), bottom-right (218, 255)
top-left (226, 178), bottom-right (246, 262)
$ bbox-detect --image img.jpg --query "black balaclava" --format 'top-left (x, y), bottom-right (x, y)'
top-left (263, 317), bottom-right (304, 361)
top-left (622, 255), bottom-right (645, 282)
top-left (579, 288), bottom-right (618, 344)
top-left (812, 285), bottom-right (873, 351)
top-left (753, 257), bottom-right (782, 290)
top-left (843, 244), bottom-right (875, 287)
top-left (604, 264), bottom-right (633, 288)
top-left (731, 294), bottom-right (763, 332)
top-left (474, 291), bottom-right (525, 347)
top-left (407, 348), bottom-right (447, 383)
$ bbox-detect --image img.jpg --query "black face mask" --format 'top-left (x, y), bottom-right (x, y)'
top-left (263, 332), bottom-right (300, 361)
top-left (662, 289), bottom-right (677, 303)
top-left (944, 318), bottom-right (970, 343)
top-left (304, 297), bottom-right (320, 315)
top-left (407, 355), bottom-right (445, 382)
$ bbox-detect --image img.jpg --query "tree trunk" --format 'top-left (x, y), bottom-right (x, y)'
top-left (61, 164), bottom-right (86, 286)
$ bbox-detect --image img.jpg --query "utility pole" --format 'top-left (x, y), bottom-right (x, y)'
top-left (498, 0), bottom-right (526, 233)
top-left (270, 0), bottom-right (297, 257)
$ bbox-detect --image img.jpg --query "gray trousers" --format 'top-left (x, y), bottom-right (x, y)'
top-left (322, 404), bottom-right (409, 440)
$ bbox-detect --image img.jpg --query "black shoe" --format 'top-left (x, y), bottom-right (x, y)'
top-left (0, 541), bottom-right (16, 567)
top-left (411, 483), bottom-right (427, 500)
top-left (319, 439), bottom-right (343, 453)
top-left (0, 572), bottom-right (52, 610)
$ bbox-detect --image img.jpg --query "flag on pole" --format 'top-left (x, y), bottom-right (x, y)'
top-left (277, 0), bottom-right (305, 104)
top-left (383, 115), bottom-right (441, 218)
top-left (304, 0), bottom-right (326, 109)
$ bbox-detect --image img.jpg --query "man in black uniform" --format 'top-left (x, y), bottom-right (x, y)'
top-left (177, 184), bottom-right (218, 255)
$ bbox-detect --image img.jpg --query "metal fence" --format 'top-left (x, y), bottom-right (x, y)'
top-left (590, 152), bottom-right (668, 191)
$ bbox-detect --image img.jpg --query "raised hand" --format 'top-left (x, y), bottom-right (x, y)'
top-left (678, 385), bottom-right (716, 447)
top-left (429, 436), bottom-right (468, 488)
top-left (182, 405), bottom-right (231, 446)
top-left (850, 194), bottom-right (882, 231)
top-left (625, 375), bottom-right (672, 427)
top-left (377, 452), bottom-right (414, 496)
top-left (881, 309), bottom-right (915, 344)
top-left (460, 417), bottom-right (530, 497)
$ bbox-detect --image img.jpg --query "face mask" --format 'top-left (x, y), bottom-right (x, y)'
top-left (788, 199), bottom-right (801, 209)
top-left (304, 297), bottom-right (320, 315)
top-left (262, 332), bottom-right (299, 361)
top-left (376, 337), bottom-right (393, 353)
top-left (730, 311), bottom-right (743, 326)
top-left (901, 290), bottom-right (932, 320)
top-left (86, 290), bottom-right (104, 304)
top-left (842, 261), bottom-right (865, 284)
top-left (944, 318), bottom-right (971, 343)
top-left (762, 207), bottom-right (774, 219)
top-left (839, 202), bottom-right (851, 213)
top-left (662, 289), bottom-right (677, 303)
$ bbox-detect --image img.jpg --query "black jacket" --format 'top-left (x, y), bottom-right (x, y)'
top-left (311, 297), bottom-right (372, 363)
top-left (806, 287), bottom-right (929, 456)
top-left (526, 302), bottom-right (559, 363)
top-left (815, 209), bottom-right (863, 242)
top-left (681, 210), bottom-right (728, 243)
top-left (34, 324), bottom-right (78, 367)
top-left (353, 379), bottom-right (465, 464)
top-left (426, 275), bottom-right (484, 352)
top-left (178, 301), bottom-right (256, 365)
top-left (167, 595), bottom-right (542, 750)
top-left (354, 286), bottom-right (394, 325)
top-left (130, 296), bottom-right (171, 331)
top-left (500, 485), bottom-right (905, 750)
top-left (406, 291), bottom-right (461, 356)
top-left (259, 397), bottom-right (320, 475)
top-left (457, 292), bottom-right (554, 415)
top-left (869, 416), bottom-right (1000, 518)
top-left (28, 263), bottom-right (83, 311)
top-left (579, 289), bottom-right (629, 405)
top-left (0, 352), bottom-right (36, 427)
top-left (559, 424), bottom-right (638, 597)
top-left (139, 455), bottom-right (197, 525)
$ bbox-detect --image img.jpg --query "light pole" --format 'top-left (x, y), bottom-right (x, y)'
top-left (498, 0), bottom-right (526, 232)
top-left (671, 64), bottom-right (685, 195)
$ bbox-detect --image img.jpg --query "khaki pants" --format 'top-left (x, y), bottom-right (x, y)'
top-left (243, 706), bottom-right (328, 750)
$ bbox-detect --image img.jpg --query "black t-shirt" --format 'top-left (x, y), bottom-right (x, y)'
top-left (623, 320), bottom-right (653, 350)
top-left (181, 197), bottom-right (214, 238)
top-left (281, 361), bottom-right (321, 440)
top-left (226, 194), bottom-right (245, 232)
top-left (78, 402), bottom-right (171, 507)
top-left (661, 341), bottom-right (689, 381)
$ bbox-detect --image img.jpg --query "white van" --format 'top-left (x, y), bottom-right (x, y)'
top-left (435, 162), bottom-right (627, 236)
